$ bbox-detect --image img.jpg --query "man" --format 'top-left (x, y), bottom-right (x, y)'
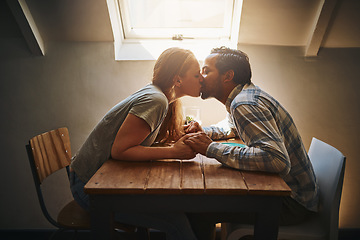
top-left (184, 47), bottom-right (319, 240)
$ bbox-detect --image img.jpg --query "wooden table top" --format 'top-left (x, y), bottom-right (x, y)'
top-left (85, 141), bottom-right (291, 197)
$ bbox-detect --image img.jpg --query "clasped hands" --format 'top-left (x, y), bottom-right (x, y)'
top-left (176, 121), bottom-right (213, 156)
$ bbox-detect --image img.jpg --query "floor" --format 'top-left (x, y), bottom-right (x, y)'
top-left (0, 230), bottom-right (163, 240)
top-left (0, 229), bottom-right (220, 240)
top-left (1, 223), bottom-right (225, 240)
top-left (1, 228), bottom-right (359, 240)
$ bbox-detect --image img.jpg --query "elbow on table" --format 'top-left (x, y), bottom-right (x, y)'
top-left (271, 156), bottom-right (291, 176)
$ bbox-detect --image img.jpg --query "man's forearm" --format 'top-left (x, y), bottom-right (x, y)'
top-left (203, 126), bottom-right (236, 140)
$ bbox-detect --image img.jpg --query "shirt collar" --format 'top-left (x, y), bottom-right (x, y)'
top-left (225, 84), bottom-right (244, 113)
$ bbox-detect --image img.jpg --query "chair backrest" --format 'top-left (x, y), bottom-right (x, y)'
top-left (308, 137), bottom-right (346, 240)
top-left (26, 127), bottom-right (72, 228)
top-left (28, 127), bottom-right (72, 183)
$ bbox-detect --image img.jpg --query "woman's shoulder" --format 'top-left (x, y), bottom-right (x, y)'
top-left (142, 84), bottom-right (164, 94)
top-left (139, 84), bottom-right (168, 103)
top-left (129, 85), bottom-right (168, 120)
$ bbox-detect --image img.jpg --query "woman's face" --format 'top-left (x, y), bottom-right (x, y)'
top-left (178, 61), bottom-right (202, 97)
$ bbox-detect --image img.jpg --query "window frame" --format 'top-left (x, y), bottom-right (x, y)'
top-left (106, 0), bottom-right (243, 60)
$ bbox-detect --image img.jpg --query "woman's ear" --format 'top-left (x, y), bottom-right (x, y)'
top-left (223, 70), bottom-right (234, 83)
top-left (174, 75), bottom-right (182, 87)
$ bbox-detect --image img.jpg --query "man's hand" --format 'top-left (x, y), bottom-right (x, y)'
top-left (184, 121), bottom-right (203, 133)
top-left (184, 132), bottom-right (213, 155)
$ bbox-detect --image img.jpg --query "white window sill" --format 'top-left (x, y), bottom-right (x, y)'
top-left (114, 39), bottom-right (237, 61)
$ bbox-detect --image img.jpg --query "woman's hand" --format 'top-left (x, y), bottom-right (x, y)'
top-left (172, 134), bottom-right (197, 160)
top-left (184, 132), bottom-right (213, 156)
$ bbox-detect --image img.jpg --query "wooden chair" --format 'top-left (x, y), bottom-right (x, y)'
top-left (221, 137), bottom-right (346, 240)
top-left (26, 127), bottom-right (149, 239)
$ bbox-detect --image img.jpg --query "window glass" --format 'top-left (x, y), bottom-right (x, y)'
top-left (119, 0), bottom-right (233, 39)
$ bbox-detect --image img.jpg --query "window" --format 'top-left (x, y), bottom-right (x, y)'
top-left (107, 0), bottom-right (242, 60)
top-left (119, 0), bottom-right (234, 40)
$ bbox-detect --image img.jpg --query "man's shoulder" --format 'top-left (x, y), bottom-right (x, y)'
top-left (230, 83), bottom-right (280, 113)
top-left (231, 83), bottom-right (261, 107)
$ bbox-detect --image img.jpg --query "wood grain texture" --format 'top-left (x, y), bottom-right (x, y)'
top-left (146, 160), bottom-right (181, 194)
top-left (85, 160), bottom-right (150, 194)
top-left (181, 155), bottom-right (204, 194)
top-left (203, 162), bottom-right (248, 195)
top-left (241, 171), bottom-right (291, 196)
top-left (29, 127), bottom-right (71, 183)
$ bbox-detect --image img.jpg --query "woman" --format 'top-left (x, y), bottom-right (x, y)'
top-left (70, 47), bottom-right (201, 240)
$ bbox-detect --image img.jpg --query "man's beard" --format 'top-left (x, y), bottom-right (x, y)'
top-left (200, 83), bottom-right (214, 99)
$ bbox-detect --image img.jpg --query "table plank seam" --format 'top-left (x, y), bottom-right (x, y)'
top-left (179, 161), bottom-right (183, 190)
top-left (200, 156), bottom-right (206, 192)
top-left (143, 162), bottom-right (152, 191)
top-left (240, 171), bottom-right (250, 193)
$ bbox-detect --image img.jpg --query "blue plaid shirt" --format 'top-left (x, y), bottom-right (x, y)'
top-left (204, 83), bottom-right (319, 211)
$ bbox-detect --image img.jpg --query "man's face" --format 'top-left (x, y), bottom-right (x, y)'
top-left (200, 54), bottom-right (222, 100)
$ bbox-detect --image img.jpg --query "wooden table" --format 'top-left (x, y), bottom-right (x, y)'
top-left (84, 142), bottom-right (291, 240)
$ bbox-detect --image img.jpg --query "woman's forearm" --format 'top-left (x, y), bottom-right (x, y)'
top-left (112, 134), bottom-right (196, 161)
top-left (111, 145), bottom-right (176, 161)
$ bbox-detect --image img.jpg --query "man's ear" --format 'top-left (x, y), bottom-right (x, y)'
top-left (223, 70), bottom-right (234, 83)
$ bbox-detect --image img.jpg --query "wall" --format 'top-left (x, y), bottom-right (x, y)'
top-left (0, 39), bottom-right (359, 229)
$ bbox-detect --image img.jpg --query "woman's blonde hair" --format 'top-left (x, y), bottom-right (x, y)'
top-left (152, 47), bottom-right (197, 143)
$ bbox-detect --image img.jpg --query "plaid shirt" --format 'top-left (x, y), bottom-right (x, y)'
top-left (204, 83), bottom-right (319, 211)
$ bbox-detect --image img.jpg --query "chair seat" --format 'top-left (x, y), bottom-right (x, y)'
top-left (57, 200), bottom-right (91, 229)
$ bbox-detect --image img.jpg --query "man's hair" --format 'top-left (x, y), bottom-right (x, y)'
top-left (211, 46), bottom-right (252, 85)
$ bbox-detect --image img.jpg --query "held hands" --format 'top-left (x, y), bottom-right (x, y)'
top-left (183, 121), bottom-right (212, 155)
top-left (184, 121), bottom-right (203, 134)
top-left (183, 132), bottom-right (213, 156)
top-left (172, 135), bottom-right (197, 160)
top-left (173, 121), bottom-right (213, 159)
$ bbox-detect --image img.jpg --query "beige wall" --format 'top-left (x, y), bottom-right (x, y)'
top-left (0, 40), bottom-right (359, 229)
